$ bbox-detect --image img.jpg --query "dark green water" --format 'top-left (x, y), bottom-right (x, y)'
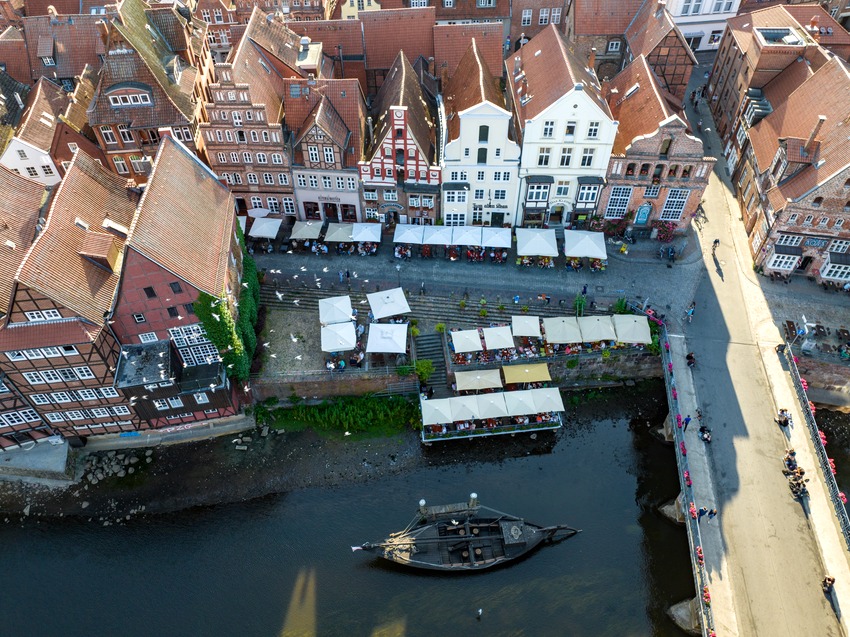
top-left (1, 397), bottom-right (693, 636)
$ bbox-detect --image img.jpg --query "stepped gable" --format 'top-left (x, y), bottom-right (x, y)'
top-left (16, 150), bottom-right (137, 324)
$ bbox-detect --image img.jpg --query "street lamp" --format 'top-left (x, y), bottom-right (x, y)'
top-left (395, 263), bottom-right (401, 288)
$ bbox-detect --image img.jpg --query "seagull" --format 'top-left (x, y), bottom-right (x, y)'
top-left (316, 282), bottom-right (322, 289)
top-left (263, 342), bottom-right (270, 348)
top-left (322, 267), bottom-right (329, 273)
top-left (209, 383), bottom-right (216, 390)
top-left (242, 282), bottom-right (249, 288)
top-left (364, 279), bottom-right (369, 283)
top-left (294, 355), bottom-right (302, 360)
top-left (300, 266), bottom-right (307, 272)
top-left (286, 250), bottom-right (293, 254)
top-left (293, 299), bottom-right (300, 306)
top-left (359, 300), bottom-right (367, 304)
top-left (477, 609), bottom-right (483, 620)
top-left (275, 291), bottom-right (284, 300)
top-left (269, 329), bottom-right (275, 333)
top-left (270, 353), bottom-right (277, 358)
top-left (293, 275), bottom-right (299, 279)
top-left (227, 364), bottom-right (234, 369)
top-left (107, 319), bottom-right (116, 324)
top-left (159, 352), bottom-right (166, 358)
top-left (290, 334), bottom-right (298, 342)
top-left (344, 431), bottom-right (351, 436)
top-left (211, 313), bottom-right (221, 321)
top-left (177, 315), bottom-right (184, 321)
top-left (352, 272), bottom-right (358, 278)
top-left (243, 385), bottom-right (250, 392)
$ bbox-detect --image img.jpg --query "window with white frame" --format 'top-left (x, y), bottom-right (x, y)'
top-left (587, 122), bottom-right (600, 139)
top-left (559, 148), bottom-right (572, 167)
top-left (555, 181), bottom-right (570, 197)
top-left (307, 146), bottom-right (319, 163)
top-left (118, 125), bottom-right (133, 143)
top-left (822, 263), bottom-right (850, 280)
top-left (30, 394), bottom-right (50, 405)
top-left (607, 40), bottom-right (621, 53)
top-left (577, 184), bottom-right (599, 203)
top-left (538, 7), bottom-right (549, 23)
top-left (308, 175), bottom-right (318, 188)
top-left (661, 189), bottom-right (690, 220)
top-left (336, 177), bottom-right (345, 190)
top-left (551, 7), bottom-right (561, 23)
top-left (542, 121), bottom-right (554, 138)
top-left (776, 234), bottom-right (802, 247)
top-left (605, 186), bottom-right (632, 218)
top-left (445, 190), bottom-right (467, 203)
top-left (384, 190), bottom-right (398, 201)
top-left (829, 239), bottom-right (850, 253)
top-left (5, 351), bottom-right (24, 361)
top-left (74, 366), bottom-right (94, 380)
top-left (526, 184), bottom-right (549, 202)
top-left (153, 399), bottom-right (168, 410)
top-left (268, 198), bottom-right (280, 213)
top-left (283, 197), bottom-right (296, 215)
top-left (321, 176), bottom-right (332, 189)
top-left (194, 392), bottom-right (210, 404)
top-left (250, 196), bottom-right (262, 209)
top-left (580, 149), bottom-right (595, 167)
top-left (768, 254), bottom-right (799, 270)
top-left (521, 8), bottom-right (531, 25)
top-left (644, 185), bottom-right (660, 198)
top-left (323, 147), bottom-right (335, 163)
top-left (818, 217), bottom-right (830, 227)
top-left (493, 189), bottom-right (506, 200)
top-left (99, 387), bottom-right (118, 398)
top-left (113, 156), bottom-right (128, 173)
top-left (474, 189), bottom-right (484, 200)
top-left (23, 372), bottom-right (46, 385)
top-left (256, 153), bottom-right (267, 164)
top-left (803, 215), bottom-right (814, 225)
top-left (40, 370), bottom-right (62, 383)
top-left (537, 148), bottom-right (551, 167)
top-left (263, 173), bottom-right (274, 185)
top-left (347, 177), bottom-right (356, 190)
top-left (443, 213), bottom-right (465, 226)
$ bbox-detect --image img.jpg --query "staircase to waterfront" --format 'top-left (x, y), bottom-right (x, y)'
top-left (413, 333), bottom-right (450, 397)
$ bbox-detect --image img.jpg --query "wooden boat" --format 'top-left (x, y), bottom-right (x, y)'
top-left (352, 494), bottom-right (579, 572)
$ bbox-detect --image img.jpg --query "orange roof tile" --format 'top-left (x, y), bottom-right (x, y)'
top-left (505, 25), bottom-right (611, 123)
top-left (362, 7), bottom-right (435, 70)
top-left (128, 137), bottom-right (235, 297)
top-left (625, 0), bottom-right (697, 64)
top-left (434, 0), bottom-right (508, 20)
top-left (0, 27), bottom-right (30, 85)
top-left (16, 150), bottom-right (137, 324)
top-left (0, 165), bottom-right (48, 315)
top-left (21, 13), bottom-right (105, 83)
top-left (288, 18), bottom-right (365, 58)
top-left (0, 318), bottom-right (100, 350)
top-left (16, 77), bottom-right (68, 151)
top-left (432, 23), bottom-right (503, 80)
top-left (443, 39), bottom-right (505, 143)
top-left (23, 0), bottom-right (105, 16)
top-left (575, 0), bottom-right (643, 36)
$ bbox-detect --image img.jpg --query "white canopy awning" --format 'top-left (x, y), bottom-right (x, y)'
top-left (482, 325), bottom-right (515, 350)
top-left (455, 369), bottom-right (503, 391)
top-left (452, 226), bottom-right (483, 246)
top-left (451, 329), bottom-right (483, 353)
top-left (450, 395), bottom-right (479, 421)
top-left (318, 295), bottom-right (353, 325)
top-left (290, 221), bottom-right (322, 240)
top-left (481, 227), bottom-right (512, 248)
top-left (531, 387), bottom-right (565, 412)
top-left (324, 223), bottom-right (353, 243)
top-left (515, 228), bottom-right (558, 257)
top-left (542, 317), bottom-right (583, 343)
top-left (248, 217), bottom-right (282, 239)
top-left (237, 216), bottom-right (247, 233)
top-left (562, 230), bottom-right (608, 259)
top-left (612, 314), bottom-right (652, 344)
top-left (421, 398), bottom-right (454, 425)
top-left (247, 207), bottom-right (270, 218)
top-left (366, 287), bottom-right (411, 319)
top-left (476, 393), bottom-right (509, 419)
top-left (502, 363), bottom-right (551, 384)
top-left (504, 390), bottom-right (539, 416)
top-left (352, 223), bottom-right (382, 242)
top-left (393, 225), bottom-right (424, 244)
top-left (422, 226), bottom-right (454, 245)
top-left (577, 315), bottom-right (617, 342)
top-left (366, 323), bottom-right (408, 353)
top-left (320, 321), bottom-right (357, 352)
top-left (512, 315), bottom-right (541, 338)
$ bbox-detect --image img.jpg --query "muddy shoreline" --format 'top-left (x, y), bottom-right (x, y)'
top-left (0, 383), bottom-right (668, 523)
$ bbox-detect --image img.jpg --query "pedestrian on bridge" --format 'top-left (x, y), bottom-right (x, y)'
top-left (697, 506), bottom-right (709, 523)
top-left (683, 415), bottom-right (692, 431)
top-left (708, 508), bottom-right (717, 522)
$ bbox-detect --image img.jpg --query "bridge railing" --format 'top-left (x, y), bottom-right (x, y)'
top-left (781, 343), bottom-right (850, 550)
top-left (630, 302), bottom-right (714, 637)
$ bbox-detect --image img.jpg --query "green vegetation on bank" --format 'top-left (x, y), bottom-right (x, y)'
top-left (252, 395), bottom-right (420, 438)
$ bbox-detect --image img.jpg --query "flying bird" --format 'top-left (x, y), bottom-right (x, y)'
top-left (294, 355), bottom-right (302, 360)
top-left (290, 334), bottom-right (298, 342)
top-left (300, 266), bottom-right (307, 272)
top-left (293, 299), bottom-right (300, 306)
top-left (322, 267), bottom-right (329, 273)
top-left (275, 291), bottom-right (284, 300)
top-left (270, 354), bottom-right (277, 358)
top-left (262, 342), bottom-right (270, 348)
top-left (211, 313), bottom-right (221, 321)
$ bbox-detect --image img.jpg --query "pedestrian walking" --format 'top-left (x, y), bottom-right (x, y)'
top-left (581, 284), bottom-right (588, 296)
top-left (708, 508), bottom-right (717, 522)
top-left (684, 302), bottom-right (696, 323)
top-left (697, 119), bottom-right (703, 132)
top-left (689, 90), bottom-right (696, 105)
top-left (683, 415), bottom-right (692, 431)
top-left (558, 298), bottom-right (566, 307)
top-left (696, 409), bottom-right (703, 424)
top-left (697, 506), bottom-right (709, 523)
top-left (712, 238), bottom-right (720, 255)
top-left (545, 294), bottom-right (551, 305)
top-left (338, 270), bottom-right (344, 283)
top-left (513, 295), bottom-right (521, 304)
top-left (345, 269), bottom-right (350, 282)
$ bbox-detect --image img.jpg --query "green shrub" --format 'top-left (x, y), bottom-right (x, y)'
top-left (459, 300), bottom-right (467, 309)
top-left (521, 305), bottom-right (529, 313)
top-left (566, 358), bottom-right (578, 369)
top-left (435, 323), bottom-right (447, 333)
top-left (479, 309), bottom-right (488, 317)
top-left (574, 293), bottom-right (587, 316)
top-left (601, 349), bottom-right (611, 359)
top-left (410, 325), bottom-right (421, 338)
top-left (497, 304), bottom-right (506, 311)
top-left (415, 359), bottom-right (434, 382)
top-left (614, 297), bottom-right (628, 314)
top-left (397, 364), bottom-right (414, 377)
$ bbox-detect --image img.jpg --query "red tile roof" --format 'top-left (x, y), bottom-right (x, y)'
top-left (0, 317), bottom-right (99, 349)
top-left (16, 150), bottom-right (137, 324)
top-left (0, 164), bottom-right (48, 315)
top-left (0, 66), bottom-right (30, 128)
top-left (748, 57), bottom-right (850, 206)
top-left (505, 24), bottom-right (611, 123)
top-left (725, 6), bottom-right (809, 71)
top-left (362, 7), bottom-right (435, 70)
top-left (287, 18), bottom-right (365, 58)
top-left (61, 62), bottom-right (96, 133)
top-left (21, 13), bottom-right (105, 83)
top-left (434, 0), bottom-right (508, 20)
top-left (128, 137), bottom-right (235, 297)
top-left (605, 55), bottom-right (677, 155)
top-left (294, 95), bottom-right (350, 152)
top-left (432, 23), bottom-right (503, 80)
top-left (23, 0), bottom-right (105, 16)
top-left (16, 76), bottom-right (68, 150)
top-left (625, 0), bottom-right (697, 64)
top-left (0, 27), bottom-right (30, 85)
top-left (574, 0), bottom-right (643, 36)
top-left (782, 4), bottom-right (850, 48)
top-left (443, 38), bottom-right (505, 143)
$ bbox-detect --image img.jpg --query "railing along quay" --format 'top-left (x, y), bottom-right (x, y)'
top-left (630, 303), bottom-right (714, 637)
top-left (782, 343), bottom-right (850, 550)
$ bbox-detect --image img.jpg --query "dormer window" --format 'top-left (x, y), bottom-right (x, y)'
top-left (108, 92), bottom-right (152, 107)
top-left (41, 57), bottom-right (55, 67)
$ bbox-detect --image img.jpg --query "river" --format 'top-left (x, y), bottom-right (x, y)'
top-left (2, 387), bottom-right (694, 637)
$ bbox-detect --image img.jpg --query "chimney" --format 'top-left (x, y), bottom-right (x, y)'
top-left (96, 19), bottom-right (110, 49)
top-left (810, 14), bottom-right (819, 30)
top-left (513, 56), bottom-right (521, 75)
top-left (300, 36), bottom-right (311, 53)
top-left (805, 115), bottom-right (827, 154)
top-left (655, 0), bottom-right (666, 17)
top-left (588, 47), bottom-right (597, 69)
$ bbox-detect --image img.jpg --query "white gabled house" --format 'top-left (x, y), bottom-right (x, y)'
top-left (440, 39), bottom-right (521, 228)
top-left (506, 25), bottom-right (618, 229)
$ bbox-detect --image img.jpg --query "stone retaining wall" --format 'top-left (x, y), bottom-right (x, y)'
top-left (795, 356), bottom-right (850, 395)
top-left (251, 374), bottom-right (404, 403)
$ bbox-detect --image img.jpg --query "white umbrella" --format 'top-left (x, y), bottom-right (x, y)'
top-left (352, 223), bottom-right (382, 242)
top-left (476, 393), bottom-right (509, 419)
top-left (450, 395), bottom-right (479, 421)
top-left (542, 317), bottom-right (583, 343)
top-left (612, 314), bottom-right (652, 344)
top-left (247, 207), bottom-right (270, 218)
top-left (531, 387), bottom-right (565, 412)
top-left (455, 369), bottom-right (503, 391)
top-left (562, 230), bottom-right (608, 259)
top-left (366, 287), bottom-right (411, 319)
top-left (324, 223), bottom-right (353, 243)
top-left (503, 390), bottom-right (539, 416)
top-left (393, 225), bottom-right (424, 244)
top-left (366, 323), bottom-right (408, 353)
top-left (237, 216), bottom-right (247, 233)
top-left (320, 321), bottom-right (357, 352)
top-left (422, 226), bottom-right (453, 245)
top-left (290, 221), bottom-right (322, 239)
top-left (482, 326), bottom-right (514, 350)
top-left (451, 226), bottom-right (483, 246)
top-left (318, 295), bottom-right (353, 325)
top-left (512, 315), bottom-right (541, 338)
top-left (577, 315), bottom-right (617, 342)
top-left (515, 228), bottom-right (558, 257)
top-left (421, 398), bottom-right (454, 425)
top-left (248, 217), bottom-right (282, 239)
top-left (451, 329), bottom-right (483, 353)
top-left (481, 227), bottom-right (512, 248)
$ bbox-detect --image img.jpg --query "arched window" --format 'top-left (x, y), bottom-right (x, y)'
top-left (626, 163), bottom-right (636, 175)
top-left (682, 165), bottom-right (693, 178)
top-left (813, 197), bottom-right (824, 208)
top-left (639, 163), bottom-right (650, 176)
top-left (844, 201), bottom-right (850, 212)
top-left (668, 165), bottom-right (679, 178)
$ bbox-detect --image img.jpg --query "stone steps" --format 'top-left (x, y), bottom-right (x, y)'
top-left (414, 333), bottom-right (449, 396)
